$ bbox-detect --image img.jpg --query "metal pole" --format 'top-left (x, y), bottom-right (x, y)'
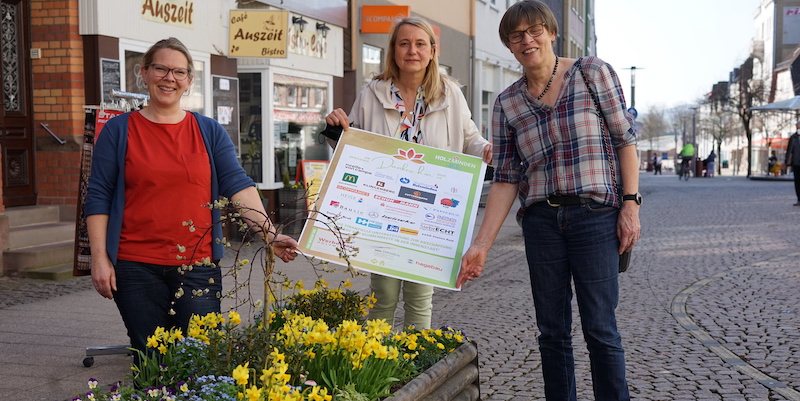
top-left (630, 66), bottom-right (636, 109)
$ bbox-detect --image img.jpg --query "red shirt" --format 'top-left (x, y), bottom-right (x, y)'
top-left (118, 111), bottom-right (213, 265)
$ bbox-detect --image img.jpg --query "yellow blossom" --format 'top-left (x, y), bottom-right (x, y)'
top-left (228, 311), bottom-right (242, 325)
top-left (244, 385), bottom-right (262, 401)
top-left (232, 362), bottom-right (250, 385)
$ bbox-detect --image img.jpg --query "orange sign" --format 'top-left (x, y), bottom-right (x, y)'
top-left (361, 5), bottom-right (410, 34)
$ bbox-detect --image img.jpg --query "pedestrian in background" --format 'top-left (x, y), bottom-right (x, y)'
top-left (457, 1), bottom-right (638, 399)
top-left (323, 17), bottom-right (492, 329)
top-left (705, 150), bottom-right (716, 177)
top-left (768, 150), bottom-right (778, 176)
top-left (85, 37), bottom-right (299, 357)
top-left (652, 152), bottom-right (662, 175)
top-left (785, 120), bottom-right (800, 206)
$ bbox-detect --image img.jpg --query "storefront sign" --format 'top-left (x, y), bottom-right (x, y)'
top-left (288, 24), bottom-right (327, 59)
top-left (361, 5), bottom-right (410, 34)
top-left (229, 10), bottom-right (288, 58)
top-left (784, 7), bottom-right (800, 44)
top-left (298, 129), bottom-right (487, 290)
top-left (141, 0), bottom-right (194, 29)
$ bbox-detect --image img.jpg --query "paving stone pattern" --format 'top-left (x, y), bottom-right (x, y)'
top-left (430, 173), bottom-right (800, 401)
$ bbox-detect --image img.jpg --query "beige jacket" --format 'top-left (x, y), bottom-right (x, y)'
top-left (344, 77), bottom-right (489, 156)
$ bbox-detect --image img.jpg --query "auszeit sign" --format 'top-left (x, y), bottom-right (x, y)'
top-left (141, 0), bottom-right (194, 29)
top-left (229, 10), bottom-right (288, 58)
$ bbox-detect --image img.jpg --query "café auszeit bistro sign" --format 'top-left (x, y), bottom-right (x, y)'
top-left (229, 10), bottom-right (288, 58)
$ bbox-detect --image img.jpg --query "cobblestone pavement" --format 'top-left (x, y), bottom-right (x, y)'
top-left (2, 172), bottom-right (799, 400)
top-left (430, 173), bottom-right (800, 400)
top-left (0, 274), bottom-right (93, 309)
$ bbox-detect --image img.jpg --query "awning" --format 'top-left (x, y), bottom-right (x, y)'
top-left (754, 137), bottom-right (789, 149)
top-left (749, 95), bottom-right (800, 111)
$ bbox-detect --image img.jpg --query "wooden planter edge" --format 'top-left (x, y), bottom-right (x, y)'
top-left (390, 340), bottom-right (480, 401)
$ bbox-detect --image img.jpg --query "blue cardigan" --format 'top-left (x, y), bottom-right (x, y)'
top-left (85, 111), bottom-right (255, 265)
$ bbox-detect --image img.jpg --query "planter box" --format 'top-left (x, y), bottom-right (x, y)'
top-left (390, 341), bottom-right (480, 401)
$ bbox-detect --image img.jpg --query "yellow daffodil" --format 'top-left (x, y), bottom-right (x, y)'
top-left (232, 362), bottom-right (250, 385)
top-left (244, 385), bottom-right (263, 401)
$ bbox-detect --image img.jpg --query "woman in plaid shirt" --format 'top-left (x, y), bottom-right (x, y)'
top-left (458, 1), bottom-right (640, 400)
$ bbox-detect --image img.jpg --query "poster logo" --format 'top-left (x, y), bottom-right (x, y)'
top-left (342, 173), bottom-right (358, 183)
top-left (398, 186), bottom-right (436, 204)
top-left (393, 148), bottom-right (425, 164)
top-left (440, 198), bottom-right (460, 208)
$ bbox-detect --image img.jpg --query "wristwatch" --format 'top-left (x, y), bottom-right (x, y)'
top-left (622, 193), bottom-right (643, 205)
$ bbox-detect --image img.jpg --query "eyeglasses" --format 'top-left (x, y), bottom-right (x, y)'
top-left (148, 64), bottom-right (190, 81)
top-left (507, 23), bottom-right (546, 44)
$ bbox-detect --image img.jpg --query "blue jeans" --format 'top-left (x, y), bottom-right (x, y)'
top-left (113, 260), bottom-right (222, 354)
top-left (522, 201), bottom-right (630, 401)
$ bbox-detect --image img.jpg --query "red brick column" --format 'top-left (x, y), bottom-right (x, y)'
top-left (30, 0), bottom-right (85, 206)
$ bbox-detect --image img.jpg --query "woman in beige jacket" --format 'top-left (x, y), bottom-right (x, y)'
top-left (324, 17), bottom-right (492, 329)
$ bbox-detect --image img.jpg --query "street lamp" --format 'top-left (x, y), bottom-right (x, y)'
top-left (690, 106), bottom-right (698, 145)
top-left (624, 66), bottom-right (643, 110)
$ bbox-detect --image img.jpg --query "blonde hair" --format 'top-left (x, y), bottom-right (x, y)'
top-left (374, 17), bottom-right (451, 104)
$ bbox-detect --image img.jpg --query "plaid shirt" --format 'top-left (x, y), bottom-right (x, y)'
top-left (493, 56), bottom-right (637, 210)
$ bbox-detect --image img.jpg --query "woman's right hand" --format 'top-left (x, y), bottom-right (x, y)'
top-left (325, 108), bottom-right (349, 129)
top-left (91, 256), bottom-right (116, 300)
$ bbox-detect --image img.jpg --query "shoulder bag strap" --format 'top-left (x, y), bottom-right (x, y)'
top-left (577, 59), bottom-right (619, 204)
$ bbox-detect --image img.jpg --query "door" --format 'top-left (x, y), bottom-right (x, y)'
top-left (0, 0), bottom-right (35, 206)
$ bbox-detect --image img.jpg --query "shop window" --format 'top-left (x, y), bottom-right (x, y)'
top-left (362, 44), bottom-right (383, 84)
top-left (239, 73), bottom-right (263, 183)
top-left (481, 90), bottom-right (492, 139)
top-left (272, 73), bottom-right (331, 187)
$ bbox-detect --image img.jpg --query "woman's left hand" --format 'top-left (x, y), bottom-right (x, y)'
top-left (617, 204), bottom-right (640, 254)
top-left (271, 234), bottom-right (299, 262)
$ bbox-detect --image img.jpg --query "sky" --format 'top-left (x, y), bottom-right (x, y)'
top-left (595, 0), bottom-right (760, 115)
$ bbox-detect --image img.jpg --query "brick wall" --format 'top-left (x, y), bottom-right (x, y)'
top-left (30, 0), bottom-right (85, 206)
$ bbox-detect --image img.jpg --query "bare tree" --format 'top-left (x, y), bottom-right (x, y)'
top-left (639, 105), bottom-right (668, 153)
top-left (729, 57), bottom-right (770, 177)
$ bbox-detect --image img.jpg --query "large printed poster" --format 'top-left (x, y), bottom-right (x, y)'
top-left (298, 129), bottom-right (487, 290)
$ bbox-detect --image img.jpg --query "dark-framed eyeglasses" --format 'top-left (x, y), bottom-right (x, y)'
top-left (148, 64), bottom-right (191, 81)
top-left (507, 23), bottom-right (547, 44)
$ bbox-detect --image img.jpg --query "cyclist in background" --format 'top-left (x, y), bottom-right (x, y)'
top-left (679, 142), bottom-right (695, 179)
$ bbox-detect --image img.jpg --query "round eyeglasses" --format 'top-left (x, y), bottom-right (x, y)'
top-left (148, 64), bottom-right (190, 81)
top-left (507, 23), bottom-right (546, 44)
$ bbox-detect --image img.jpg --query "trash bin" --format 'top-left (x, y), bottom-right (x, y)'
top-left (722, 160), bottom-right (729, 169)
top-left (696, 158), bottom-right (705, 177)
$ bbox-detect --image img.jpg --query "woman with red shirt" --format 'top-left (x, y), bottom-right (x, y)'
top-left (85, 38), bottom-right (298, 356)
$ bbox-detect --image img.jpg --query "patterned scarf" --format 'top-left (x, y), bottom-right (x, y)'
top-left (391, 83), bottom-right (427, 144)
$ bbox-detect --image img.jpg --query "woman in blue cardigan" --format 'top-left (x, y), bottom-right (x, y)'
top-left (85, 38), bottom-right (298, 356)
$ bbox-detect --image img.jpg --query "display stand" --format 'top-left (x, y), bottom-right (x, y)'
top-left (76, 90), bottom-right (148, 367)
